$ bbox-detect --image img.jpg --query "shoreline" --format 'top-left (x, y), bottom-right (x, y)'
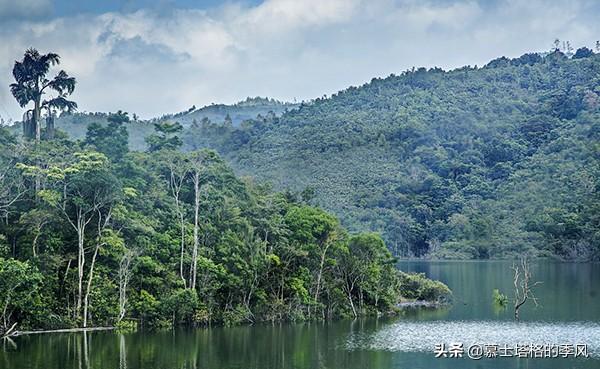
top-left (11, 326), bottom-right (116, 337)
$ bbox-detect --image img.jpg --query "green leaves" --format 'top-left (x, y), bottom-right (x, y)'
top-left (37, 189), bottom-right (61, 206)
top-left (145, 121), bottom-right (183, 152)
top-left (10, 48), bottom-right (76, 140)
top-left (0, 258), bottom-right (43, 329)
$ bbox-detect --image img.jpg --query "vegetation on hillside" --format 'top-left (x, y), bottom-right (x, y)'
top-left (183, 48), bottom-right (600, 260)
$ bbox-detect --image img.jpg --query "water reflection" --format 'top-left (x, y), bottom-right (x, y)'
top-left (1, 321), bottom-right (394, 369)
top-left (2, 261), bottom-right (600, 369)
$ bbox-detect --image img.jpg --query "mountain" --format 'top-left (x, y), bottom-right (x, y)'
top-left (161, 97), bottom-right (298, 127)
top-left (35, 49), bottom-right (600, 260)
top-left (46, 97), bottom-right (298, 150)
top-left (183, 49), bottom-right (600, 260)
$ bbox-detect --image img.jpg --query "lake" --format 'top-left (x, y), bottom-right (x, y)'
top-left (2, 260), bottom-right (599, 369)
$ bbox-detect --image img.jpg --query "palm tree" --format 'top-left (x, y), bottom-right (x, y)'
top-left (9, 48), bottom-right (77, 143)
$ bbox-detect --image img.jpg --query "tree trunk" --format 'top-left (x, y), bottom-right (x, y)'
top-left (76, 214), bottom-right (86, 321)
top-left (190, 171), bottom-right (200, 290)
top-left (179, 211), bottom-right (186, 287)
top-left (83, 242), bottom-right (100, 328)
top-left (34, 97), bottom-right (41, 144)
top-left (348, 291), bottom-right (357, 318)
top-left (313, 243), bottom-right (330, 314)
top-left (32, 232), bottom-right (40, 257)
top-left (169, 165), bottom-right (188, 287)
top-left (118, 249), bottom-right (136, 322)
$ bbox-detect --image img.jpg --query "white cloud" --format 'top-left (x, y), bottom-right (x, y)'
top-left (0, 0), bottom-right (599, 122)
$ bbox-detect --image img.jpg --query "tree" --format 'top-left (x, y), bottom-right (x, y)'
top-left (187, 150), bottom-right (218, 290)
top-left (336, 233), bottom-right (395, 317)
top-left (162, 151), bottom-right (190, 286)
top-left (0, 131), bottom-right (25, 219)
top-left (572, 47), bottom-right (594, 59)
top-left (10, 48), bottom-right (76, 143)
top-left (284, 206), bottom-right (340, 318)
top-left (145, 121), bottom-right (183, 152)
top-left (85, 110), bottom-right (130, 161)
top-left (118, 248), bottom-right (139, 322)
top-left (0, 258), bottom-right (42, 336)
top-left (19, 209), bottom-right (51, 257)
top-left (37, 151), bottom-right (121, 325)
top-left (511, 258), bottom-right (541, 320)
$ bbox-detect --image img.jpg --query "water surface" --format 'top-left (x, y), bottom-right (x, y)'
top-left (2, 260), bottom-right (599, 369)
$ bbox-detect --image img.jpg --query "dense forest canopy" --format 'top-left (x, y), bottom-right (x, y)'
top-left (0, 119), bottom-right (452, 332)
top-left (179, 48), bottom-right (600, 260)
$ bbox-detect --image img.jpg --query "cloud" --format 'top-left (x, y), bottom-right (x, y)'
top-left (0, 0), bottom-right (599, 122)
top-left (0, 0), bottom-right (52, 20)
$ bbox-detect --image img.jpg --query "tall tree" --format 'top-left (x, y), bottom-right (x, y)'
top-left (10, 48), bottom-right (76, 143)
top-left (145, 121), bottom-right (183, 152)
top-left (37, 151), bottom-right (120, 324)
top-left (163, 151), bottom-right (190, 286)
top-left (188, 150), bottom-right (215, 290)
top-left (85, 110), bottom-right (130, 161)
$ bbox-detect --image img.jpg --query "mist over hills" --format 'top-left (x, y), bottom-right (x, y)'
top-left (26, 48), bottom-right (600, 260)
top-left (41, 97), bottom-right (298, 149)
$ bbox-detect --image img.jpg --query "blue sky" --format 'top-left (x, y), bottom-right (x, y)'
top-left (0, 0), bottom-right (599, 121)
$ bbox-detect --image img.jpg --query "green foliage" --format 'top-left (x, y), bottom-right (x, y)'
top-left (115, 319), bottom-right (137, 332)
top-left (162, 289), bottom-right (199, 325)
top-left (398, 272), bottom-right (452, 303)
top-left (1, 120), bottom-right (436, 330)
top-left (175, 51), bottom-right (600, 260)
top-left (492, 288), bottom-right (508, 307)
top-left (84, 110), bottom-right (130, 161)
top-left (0, 258), bottom-right (43, 331)
top-left (47, 52), bottom-right (600, 260)
top-left (145, 121), bottom-right (183, 152)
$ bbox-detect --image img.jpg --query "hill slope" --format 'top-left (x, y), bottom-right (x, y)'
top-left (48, 97), bottom-right (297, 150)
top-left (186, 50), bottom-right (600, 259)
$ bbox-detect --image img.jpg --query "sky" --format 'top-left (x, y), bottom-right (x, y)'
top-left (0, 0), bottom-right (599, 121)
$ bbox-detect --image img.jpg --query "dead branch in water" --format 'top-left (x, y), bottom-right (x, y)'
top-left (1, 322), bottom-right (18, 338)
top-left (10, 326), bottom-right (115, 337)
top-left (512, 257), bottom-right (542, 320)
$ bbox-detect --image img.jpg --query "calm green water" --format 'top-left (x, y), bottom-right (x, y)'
top-left (2, 260), bottom-right (600, 369)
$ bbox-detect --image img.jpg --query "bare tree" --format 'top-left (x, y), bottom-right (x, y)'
top-left (190, 166), bottom-right (201, 290)
top-left (60, 192), bottom-right (96, 321)
top-left (118, 248), bottom-right (139, 323)
top-left (512, 257), bottom-right (541, 320)
top-left (188, 150), bottom-right (212, 290)
top-left (166, 154), bottom-right (189, 287)
top-left (82, 207), bottom-right (113, 328)
top-left (566, 41), bottom-right (573, 56)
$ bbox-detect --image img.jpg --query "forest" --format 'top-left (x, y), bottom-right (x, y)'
top-left (44, 47), bottom-right (600, 260)
top-left (178, 47), bottom-right (600, 260)
top-left (0, 50), bottom-right (452, 334)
